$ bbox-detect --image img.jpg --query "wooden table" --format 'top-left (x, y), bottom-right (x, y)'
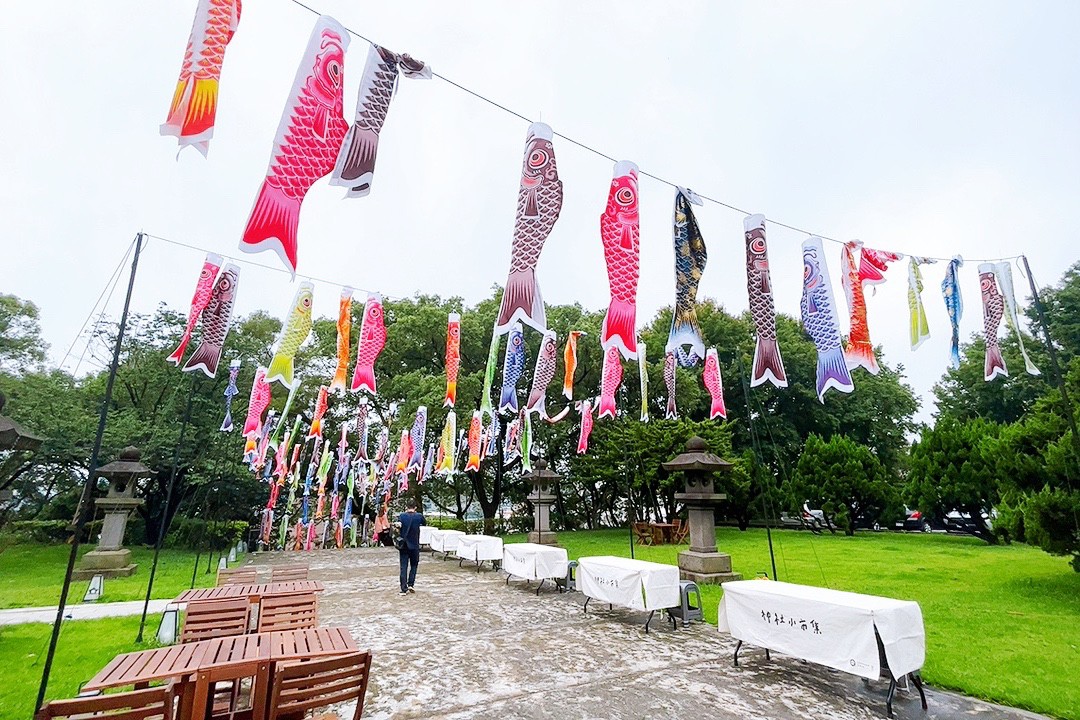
top-left (84, 626), bottom-right (357, 718)
top-left (649, 523), bottom-right (675, 544)
top-left (174, 580), bottom-right (324, 604)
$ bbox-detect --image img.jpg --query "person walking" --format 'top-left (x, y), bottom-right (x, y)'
top-left (397, 499), bottom-right (425, 595)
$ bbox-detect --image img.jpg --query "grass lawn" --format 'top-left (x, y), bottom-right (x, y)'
top-left (0, 616), bottom-right (149, 719)
top-left (519, 528), bottom-right (1080, 720)
top-left (1, 533), bottom-right (1076, 719)
top-left (0, 543), bottom-right (232, 609)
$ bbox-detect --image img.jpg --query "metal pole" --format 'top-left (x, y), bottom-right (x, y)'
top-left (626, 422), bottom-right (634, 559)
top-left (136, 375), bottom-right (198, 642)
top-left (1018, 257), bottom-right (1080, 534)
top-left (36, 232), bottom-right (144, 713)
top-left (735, 351), bottom-right (778, 581)
top-left (1020, 256), bottom-right (1080, 465)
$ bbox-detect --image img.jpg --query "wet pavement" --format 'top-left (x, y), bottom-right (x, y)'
top-left (251, 546), bottom-right (1048, 720)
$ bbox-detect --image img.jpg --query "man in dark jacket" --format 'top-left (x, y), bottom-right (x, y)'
top-left (397, 499), bottom-right (425, 595)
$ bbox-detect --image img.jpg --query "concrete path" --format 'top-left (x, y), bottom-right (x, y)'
top-left (251, 547), bottom-right (1049, 720)
top-left (0, 599), bottom-right (172, 626)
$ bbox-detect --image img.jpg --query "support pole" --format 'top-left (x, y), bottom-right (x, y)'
top-left (1020, 256), bottom-right (1080, 465)
top-left (136, 375), bottom-right (198, 642)
top-left (36, 232), bottom-right (144, 713)
top-left (735, 351), bottom-right (778, 581)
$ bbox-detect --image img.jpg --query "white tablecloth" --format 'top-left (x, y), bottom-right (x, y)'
top-left (576, 556), bottom-right (680, 612)
top-left (502, 543), bottom-right (569, 581)
top-left (428, 529), bottom-right (465, 553)
top-left (419, 525), bottom-right (435, 546)
top-left (717, 580), bottom-right (925, 680)
top-left (454, 534), bottom-right (504, 562)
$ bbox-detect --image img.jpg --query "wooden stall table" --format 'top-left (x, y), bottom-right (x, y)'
top-left (576, 556), bottom-right (680, 633)
top-left (175, 580), bottom-right (324, 604)
top-left (428, 529), bottom-right (465, 559)
top-left (83, 642), bottom-right (211, 693)
top-left (718, 580), bottom-right (927, 717)
top-left (502, 542), bottom-right (569, 594)
top-left (454, 534), bottom-right (503, 571)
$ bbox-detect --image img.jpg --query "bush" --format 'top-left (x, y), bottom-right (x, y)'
top-left (425, 516), bottom-right (466, 531)
top-left (167, 518), bottom-right (249, 551)
top-left (7, 519), bottom-right (102, 544)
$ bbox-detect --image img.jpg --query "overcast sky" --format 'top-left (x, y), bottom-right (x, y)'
top-left (2, 1), bottom-right (1078, 423)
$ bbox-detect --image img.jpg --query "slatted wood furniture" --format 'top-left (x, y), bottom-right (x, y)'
top-left (257, 593), bottom-right (319, 633)
top-left (180, 597), bottom-right (251, 644)
top-left (267, 651), bottom-right (373, 720)
top-left (83, 627), bottom-right (359, 719)
top-left (270, 564), bottom-right (309, 583)
top-left (176, 581), bottom-right (324, 605)
top-left (217, 567), bottom-right (259, 586)
top-left (189, 633), bottom-right (273, 720)
top-left (633, 522), bottom-right (653, 545)
top-left (34, 685), bottom-right (176, 720)
top-left (671, 519), bottom-right (690, 544)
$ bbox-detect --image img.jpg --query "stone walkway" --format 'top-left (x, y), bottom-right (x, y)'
top-left (0, 599), bottom-right (172, 626)
top-left (253, 547), bottom-right (1048, 720)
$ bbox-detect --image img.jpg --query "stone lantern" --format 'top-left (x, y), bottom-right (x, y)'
top-left (525, 459), bottom-right (560, 546)
top-left (74, 446), bottom-right (150, 580)
top-left (662, 437), bottom-right (743, 585)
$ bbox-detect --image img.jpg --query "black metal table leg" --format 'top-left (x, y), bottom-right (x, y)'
top-left (536, 579), bottom-right (544, 595)
top-left (583, 596), bottom-right (591, 613)
top-left (765, 649), bottom-right (770, 661)
top-left (911, 672), bottom-right (928, 710)
top-left (734, 640), bottom-right (743, 667)
top-left (645, 610), bottom-right (654, 634)
top-left (505, 574), bottom-right (511, 585)
top-left (886, 677), bottom-right (897, 718)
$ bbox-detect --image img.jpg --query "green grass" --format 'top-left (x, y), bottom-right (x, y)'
top-left (2, 534), bottom-right (1077, 719)
top-left (512, 528), bottom-right (1080, 720)
top-left (0, 543), bottom-right (231, 609)
top-left (0, 616), bottom-right (150, 719)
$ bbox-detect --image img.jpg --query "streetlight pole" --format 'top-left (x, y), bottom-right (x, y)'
top-left (36, 232), bottom-right (144, 713)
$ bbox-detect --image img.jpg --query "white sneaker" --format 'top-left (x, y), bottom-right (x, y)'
top-left (407, 587), bottom-right (416, 593)
top-left (399, 590), bottom-right (408, 596)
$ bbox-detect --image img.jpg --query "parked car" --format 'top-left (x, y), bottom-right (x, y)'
top-left (944, 511), bottom-right (991, 535)
top-left (895, 509), bottom-right (946, 533)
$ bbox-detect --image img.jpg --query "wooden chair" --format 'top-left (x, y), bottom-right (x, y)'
top-left (633, 522), bottom-right (653, 546)
top-left (257, 593), bottom-right (319, 633)
top-left (672, 519), bottom-right (690, 545)
top-left (35, 685), bottom-right (176, 720)
top-left (270, 564), bottom-right (309, 583)
top-left (180, 597), bottom-right (251, 644)
top-left (267, 651), bottom-right (373, 720)
top-left (217, 567), bottom-right (259, 586)
top-left (190, 656), bottom-right (269, 720)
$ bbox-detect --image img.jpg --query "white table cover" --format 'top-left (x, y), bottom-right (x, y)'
top-left (418, 525), bottom-right (435, 546)
top-left (502, 543), bottom-right (569, 581)
top-left (428, 529), bottom-right (465, 553)
top-left (576, 556), bottom-right (680, 612)
top-left (454, 534), bottom-right (504, 562)
top-left (717, 580), bottom-right (925, 680)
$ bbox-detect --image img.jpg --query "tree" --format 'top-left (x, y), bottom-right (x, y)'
top-left (932, 333), bottom-right (1047, 424)
top-left (791, 434), bottom-right (896, 535)
top-left (0, 294), bottom-right (47, 374)
top-left (906, 418), bottom-right (1001, 543)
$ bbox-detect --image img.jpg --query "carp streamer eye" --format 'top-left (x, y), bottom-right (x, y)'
top-left (529, 150), bottom-right (549, 168)
top-left (328, 61), bottom-right (342, 85)
top-left (616, 187), bottom-right (635, 206)
top-left (751, 238), bottom-right (767, 254)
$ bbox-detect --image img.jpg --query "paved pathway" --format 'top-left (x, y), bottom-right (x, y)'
top-left (253, 547), bottom-right (1049, 720)
top-left (0, 599), bottom-right (172, 626)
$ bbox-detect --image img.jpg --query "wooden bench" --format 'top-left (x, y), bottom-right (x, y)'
top-left (35, 685), bottom-right (176, 720)
top-left (180, 597), bottom-right (251, 644)
top-left (257, 593), bottom-right (319, 633)
top-left (217, 567), bottom-right (259, 586)
top-left (268, 651), bottom-right (373, 720)
top-left (270, 564), bottom-right (309, 583)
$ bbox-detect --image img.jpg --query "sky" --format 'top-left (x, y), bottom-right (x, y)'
top-left (2, 1), bottom-right (1078, 424)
